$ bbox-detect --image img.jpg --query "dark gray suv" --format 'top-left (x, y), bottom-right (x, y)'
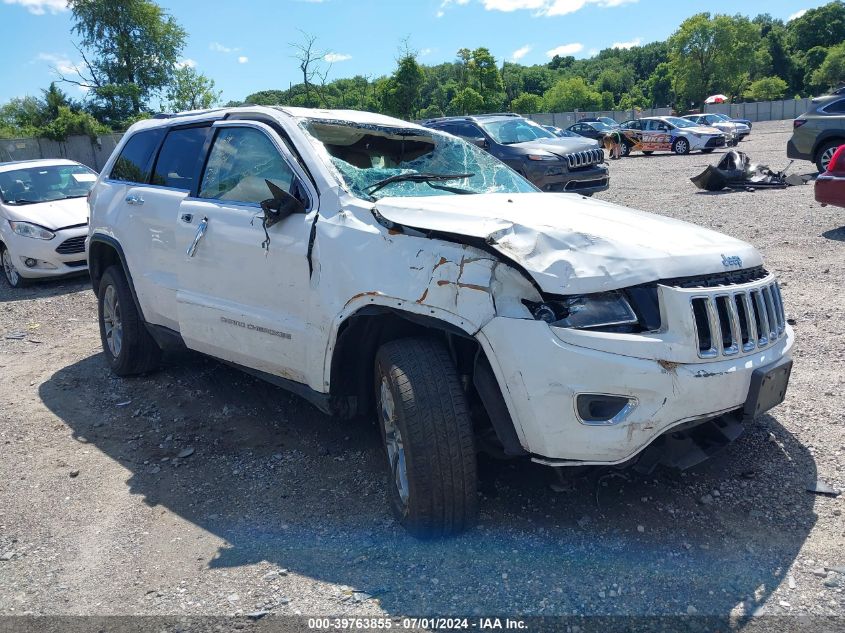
top-left (787, 93), bottom-right (845, 172)
top-left (422, 114), bottom-right (609, 195)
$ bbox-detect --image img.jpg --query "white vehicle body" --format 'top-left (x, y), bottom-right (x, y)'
top-left (0, 159), bottom-right (95, 286)
top-left (683, 114), bottom-right (751, 141)
top-left (87, 106), bottom-right (793, 532)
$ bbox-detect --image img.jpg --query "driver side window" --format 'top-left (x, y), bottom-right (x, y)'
top-left (199, 127), bottom-right (294, 205)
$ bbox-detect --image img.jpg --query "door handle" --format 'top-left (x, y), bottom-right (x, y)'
top-left (125, 194), bottom-right (144, 206)
top-left (186, 217), bottom-right (208, 257)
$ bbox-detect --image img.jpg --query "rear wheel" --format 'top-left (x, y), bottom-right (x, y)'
top-left (97, 266), bottom-right (161, 376)
top-left (374, 337), bottom-right (478, 538)
top-left (1, 244), bottom-right (27, 288)
top-left (815, 140), bottom-right (843, 173)
top-left (672, 138), bottom-right (690, 155)
top-left (619, 142), bottom-right (631, 157)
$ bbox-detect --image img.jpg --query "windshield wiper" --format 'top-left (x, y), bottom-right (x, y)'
top-left (364, 172), bottom-right (474, 197)
top-left (13, 199), bottom-right (40, 205)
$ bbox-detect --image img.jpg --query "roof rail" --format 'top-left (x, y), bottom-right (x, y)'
top-left (152, 107), bottom-right (229, 120)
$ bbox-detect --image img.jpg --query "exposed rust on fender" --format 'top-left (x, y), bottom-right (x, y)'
top-left (416, 288), bottom-right (429, 303)
top-left (433, 256), bottom-right (450, 269)
top-left (658, 360), bottom-right (681, 373)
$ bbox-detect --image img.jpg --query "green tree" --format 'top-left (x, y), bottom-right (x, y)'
top-left (447, 87), bottom-right (484, 115)
top-left (668, 13), bottom-right (760, 108)
top-left (40, 106), bottom-right (110, 141)
top-left (165, 66), bottom-right (221, 112)
top-left (745, 76), bottom-right (788, 100)
top-left (65, 0), bottom-right (186, 124)
top-left (382, 52), bottom-right (424, 119)
top-left (468, 47), bottom-right (505, 109)
top-left (510, 92), bottom-right (543, 114)
top-left (542, 77), bottom-right (603, 112)
top-left (811, 43), bottom-right (845, 91)
top-left (788, 2), bottom-right (845, 53)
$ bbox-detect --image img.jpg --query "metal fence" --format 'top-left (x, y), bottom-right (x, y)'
top-left (702, 98), bottom-right (814, 122)
top-left (0, 133), bottom-right (124, 172)
top-left (0, 98), bottom-right (819, 169)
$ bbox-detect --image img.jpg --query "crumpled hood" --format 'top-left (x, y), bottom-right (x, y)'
top-left (374, 192), bottom-right (762, 295)
top-left (511, 136), bottom-right (600, 155)
top-left (2, 197), bottom-right (88, 230)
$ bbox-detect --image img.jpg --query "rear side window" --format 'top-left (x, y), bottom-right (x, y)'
top-left (151, 126), bottom-right (210, 191)
top-left (824, 99), bottom-right (845, 114)
top-left (110, 129), bottom-right (165, 184)
top-left (451, 123), bottom-right (484, 139)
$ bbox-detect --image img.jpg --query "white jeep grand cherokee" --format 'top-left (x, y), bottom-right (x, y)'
top-left (87, 106), bottom-right (793, 537)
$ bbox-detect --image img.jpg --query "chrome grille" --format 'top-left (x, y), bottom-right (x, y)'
top-left (564, 148), bottom-right (604, 170)
top-left (691, 280), bottom-right (786, 359)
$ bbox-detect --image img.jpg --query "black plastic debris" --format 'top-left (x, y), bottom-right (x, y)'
top-left (807, 479), bottom-right (841, 497)
top-left (691, 150), bottom-right (811, 192)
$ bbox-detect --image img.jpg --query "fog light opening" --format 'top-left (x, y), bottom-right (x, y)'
top-left (24, 258), bottom-right (38, 268)
top-left (576, 394), bottom-right (637, 426)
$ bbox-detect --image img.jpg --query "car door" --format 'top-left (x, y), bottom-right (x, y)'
top-left (121, 124), bottom-right (212, 330)
top-left (175, 120), bottom-right (317, 384)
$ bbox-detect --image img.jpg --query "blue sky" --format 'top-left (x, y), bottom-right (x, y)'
top-left (0, 0), bottom-right (829, 105)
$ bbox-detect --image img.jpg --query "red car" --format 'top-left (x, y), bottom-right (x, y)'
top-left (816, 144), bottom-right (845, 208)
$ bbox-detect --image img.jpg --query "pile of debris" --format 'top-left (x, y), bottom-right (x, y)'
top-left (691, 150), bottom-right (810, 192)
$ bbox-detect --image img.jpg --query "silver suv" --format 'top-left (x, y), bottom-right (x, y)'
top-left (787, 94), bottom-right (845, 172)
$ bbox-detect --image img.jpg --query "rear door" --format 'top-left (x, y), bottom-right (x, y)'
top-left (175, 121), bottom-right (317, 383)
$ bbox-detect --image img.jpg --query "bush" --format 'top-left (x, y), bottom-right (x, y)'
top-left (39, 107), bottom-right (111, 142)
top-left (509, 93), bottom-right (543, 114)
top-left (744, 76), bottom-right (788, 101)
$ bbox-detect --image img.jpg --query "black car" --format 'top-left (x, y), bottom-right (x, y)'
top-left (567, 120), bottom-right (618, 141)
top-left (422, 115), bottom-right (609, 195)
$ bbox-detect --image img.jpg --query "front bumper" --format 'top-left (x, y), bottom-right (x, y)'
top-left (478, 317), bottom-right (794, 465)
top-left (690, 135), bottom-right (726, 150)
top-left (525, 162), bottom-right (610, 195)
top-left (1, 226), bottom-right (88, 279)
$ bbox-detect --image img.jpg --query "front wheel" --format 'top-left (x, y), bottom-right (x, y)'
top-left (1, 244), bottom-right (27, 288)
top-left (619, 142), bottom-right (631, 157)
top-left (374, 337), bottom-right (478, 538)
top-left (672, 138), bottom-right (690, 155)
top-left (97, 266), bottom-right (161, 376)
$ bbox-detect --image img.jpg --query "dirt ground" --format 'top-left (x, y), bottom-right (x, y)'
top-left (0, 120), bottom-right (843, 625)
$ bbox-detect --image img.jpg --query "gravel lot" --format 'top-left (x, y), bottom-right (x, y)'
top-left (0, 120), bottom-right (843, 626)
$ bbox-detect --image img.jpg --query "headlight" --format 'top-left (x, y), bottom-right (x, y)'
top-left (524, 291), bottom-right (638, 330)
top-left (9, 221), bottom-right (55, 240)
top-left (526, 152), bottom-right (559, 161)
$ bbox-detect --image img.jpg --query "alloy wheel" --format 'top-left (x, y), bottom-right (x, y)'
top-left (820, 146), bottom-right (837, 172)
top-left (2, 248), bottom-right (20, 286)
top-left (675, 139), bottom-right (688, 154)
top-left (102, 284), bottom-right (123, 358)
top-left (379, 375), bottom-right (409, 513)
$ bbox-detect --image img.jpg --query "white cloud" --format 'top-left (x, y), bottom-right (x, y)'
top-left (611, 37), bottom-right (641, 49)
top-left (238, 56), bottom-right (249, 64)
top-left (419, 48), bottom-right (434, 57)
top-left (175, 58), bottom-right (197, 69)
top-left (437, 0), bottom-right (469, 15)
top-left (324, 52), bottom-right (352, 63)
top-left (35, 52), bottom-right (80, 76)
top-left (545, 42), bottom-right (583, 57)
top-left (510, 44), bottom-right (532, 61)
top-left (787, 8), bottom-right (807, 21)
top-left (3, 0), bottom-right (67, 15)
top-left (478, 0), bottom-right (636, 16)
top-left (210, 42), bottom-right (239, 53)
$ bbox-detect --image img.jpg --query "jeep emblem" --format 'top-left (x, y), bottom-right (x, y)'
top-left (721, 254), bottom-right (743, 268)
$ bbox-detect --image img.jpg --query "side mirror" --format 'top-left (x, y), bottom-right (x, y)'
top-left (260, 179), bottom-right (306, 229)
top-left (470, 137), bottom-right (489, 149)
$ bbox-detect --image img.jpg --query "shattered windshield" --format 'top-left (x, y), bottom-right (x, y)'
top-left (301, 119), bottom-right (537, 200)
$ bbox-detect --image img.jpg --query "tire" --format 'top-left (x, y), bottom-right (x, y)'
top-left (1, 243), bottom-right (28, 288)
top-left (672, 137), bottom-right (690, 155)
top-left (97, 265), bottom-right (161, 376)
top-left (374, 337), bottom-right (477, 538)
top-left (641, 150), bottom-right (654, 155)
top-left (619, 142), bottom-right (631, 157)
top-left (815, 140), bottom-right (843, 173)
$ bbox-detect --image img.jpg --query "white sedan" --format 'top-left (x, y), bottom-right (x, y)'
top-left (683, 113), bottom-right (751, 142)
top-left (0, 159), bottom-right (97, 288)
